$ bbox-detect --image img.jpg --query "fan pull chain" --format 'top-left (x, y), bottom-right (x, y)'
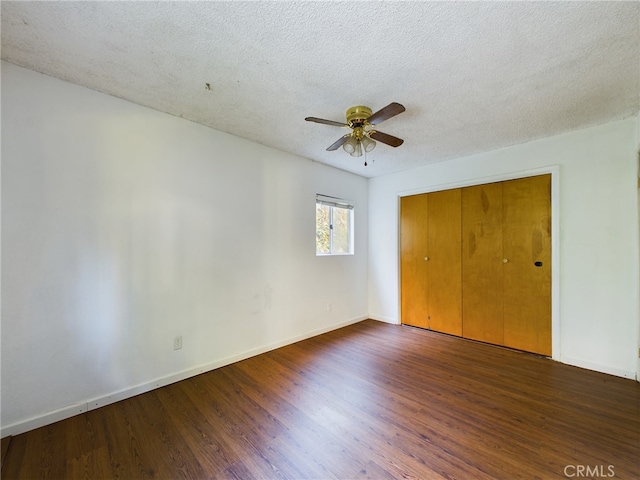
top-left (363, 146), bottom-right (374, 167)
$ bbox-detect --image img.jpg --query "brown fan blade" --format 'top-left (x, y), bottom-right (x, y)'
top-left (305, 117), bottom-right (348, 127)
top-left (367, 102), bottom-right (405, 125)
top-left (369, 130), bottom-right (404, 147)
top-left (326, 134), bottom-right (350, 151)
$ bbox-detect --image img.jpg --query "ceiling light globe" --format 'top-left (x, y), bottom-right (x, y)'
top-left (361, 136), bottom-right (376, 153)
top-left (342, 136), bottom-right (357, 154)
top-left (350, 141), bottom-right (363, 157)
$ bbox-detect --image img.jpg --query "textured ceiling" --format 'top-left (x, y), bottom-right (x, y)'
top-left (2, 1), bottom-right (639, 178)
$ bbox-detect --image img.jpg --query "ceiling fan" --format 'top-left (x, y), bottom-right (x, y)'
top-left (305, 102), bottom-right (405, 166)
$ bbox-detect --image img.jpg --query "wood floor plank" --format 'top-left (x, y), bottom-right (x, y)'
top-left (0, 434), bottom-right (25, 479)
top-left (155, 382), bottom-right (239, 476)
top-left (64, 411), bottom-right (112, 480)
top-left (104, 400), bottom-right (157, 478)
top-left (127, 390), bottom-right (209, 479)
top-left (180, 372), bottom-right (310, 479)
top-left (10, 421), bottom-right (67, 479)
top-left (217, 366), bottom-right (363, 479)
top-left (3, 320), bottom-right (639, 479)
top-left (0, 436), bottom-right (11, 471)
top-left (213, 460), bottom-right (257, 480)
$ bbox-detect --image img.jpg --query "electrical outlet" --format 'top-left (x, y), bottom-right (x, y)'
top-left (174, 335), bottom-right (183, 350)
top-left (327, 303), bottom-right (333, 312)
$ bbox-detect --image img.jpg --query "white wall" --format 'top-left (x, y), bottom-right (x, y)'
top-left (369, 118), bottom-right (640, 379)
top-left (1, 62), bottom-right (369, 434)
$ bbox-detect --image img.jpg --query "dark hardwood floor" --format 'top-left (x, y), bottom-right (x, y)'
top-left (2, 320), bottom-right (639, 479)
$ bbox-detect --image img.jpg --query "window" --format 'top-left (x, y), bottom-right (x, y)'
top-left (316, 195), bottom-right (354, 255)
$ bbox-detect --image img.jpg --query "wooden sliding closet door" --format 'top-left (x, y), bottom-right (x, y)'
top-left (461, 182), bottom-right (504, 345)
top-left (502, 175), bottom-right (552, 356)
top-left (400, 194), bottom-right (429, 328)
top-left (400, 190), bottom-right (462, 334)
top-left (427, 189), bottom-right (462, 335)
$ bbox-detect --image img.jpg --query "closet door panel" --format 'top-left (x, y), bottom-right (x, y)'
top-left (462, 183), bottom-right (504, 345)
top-left (427, 188), bottom-right (462, 335)
top-left (502, 175), bottom-right (552, 355)
top-left (400, 194), bottom-right (429, 328)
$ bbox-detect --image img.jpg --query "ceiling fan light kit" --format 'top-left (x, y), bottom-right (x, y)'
top-left (305, 102), bottom-right (405, 165)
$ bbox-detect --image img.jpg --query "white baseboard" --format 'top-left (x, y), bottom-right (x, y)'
top-left (1, 403), bottom-right (88, 439)
top-left (560, 356), bottom-right (637, 380)
top-left (368, 314), bottom-right (399, 324)
top-left (1, 315), bottom-right (367, 438)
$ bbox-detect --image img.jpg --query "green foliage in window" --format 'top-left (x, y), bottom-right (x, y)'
top-left (316, 199), bottom-right (353, 255)
top-left (316, 203), bottom-right (331, 254)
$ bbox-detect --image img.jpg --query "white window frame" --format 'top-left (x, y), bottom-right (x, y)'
top-left (316, 194), bottom-right (354, 256)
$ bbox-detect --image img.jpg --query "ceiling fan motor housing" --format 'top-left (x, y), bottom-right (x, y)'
top-left (346, 106), bottom-right (372, 127)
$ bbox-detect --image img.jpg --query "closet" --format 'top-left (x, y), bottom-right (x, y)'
top-left (400, 174), bottom-right (551, 356)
